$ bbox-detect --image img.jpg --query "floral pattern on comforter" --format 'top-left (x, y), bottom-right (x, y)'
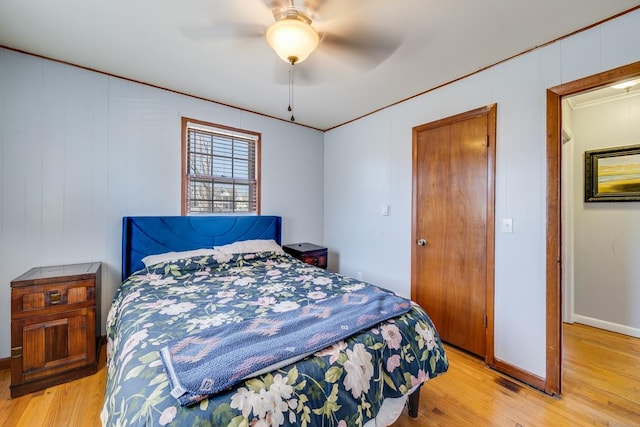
top-left (102, 252), bottom-right (448, 427)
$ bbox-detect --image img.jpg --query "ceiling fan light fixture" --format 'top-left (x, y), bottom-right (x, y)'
top-left (266, 18), bottom-right (319, 64)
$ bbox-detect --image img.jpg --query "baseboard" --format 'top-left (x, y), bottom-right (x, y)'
top-left (572, 315), bottom-right (640, 338)
top-left (492, 358), bottom-right (547, 393)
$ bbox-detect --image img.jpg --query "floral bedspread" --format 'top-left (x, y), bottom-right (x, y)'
top-left (102, 251), bottom-right (448, 427)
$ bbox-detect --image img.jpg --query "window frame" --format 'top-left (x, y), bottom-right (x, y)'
top-left (181, 117), bottom-right (261, 215)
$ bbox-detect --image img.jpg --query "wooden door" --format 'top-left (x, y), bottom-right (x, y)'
top-left (412, 105), bottom-right (496, 359)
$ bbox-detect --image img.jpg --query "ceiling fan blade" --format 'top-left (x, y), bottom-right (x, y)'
top-left (181, 22), bottom-right (266, 40)
top-left (306, 0), bottom-right (363, 21)
top-left (318, 28), bottom-right (403, 70)
top-left (303, 0), bottom-right (330, 17)
top-left (263, 0), bottom-right (332, 18)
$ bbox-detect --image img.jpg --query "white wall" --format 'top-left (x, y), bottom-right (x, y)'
top-left (569, 93), bottom-right (640, 336)
top-left (0, 48), bottom-right (324, 358)
top-left (324, 9), bottom-right (640, 378)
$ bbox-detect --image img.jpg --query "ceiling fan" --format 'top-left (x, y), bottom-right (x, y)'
top-left (183, 0), bottom-right (402, 75)
top-left (182, 0), bottom-right (402, 120)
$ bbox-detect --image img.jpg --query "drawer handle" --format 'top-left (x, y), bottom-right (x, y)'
top-left (49, 291), bottom-right (62, 305)
top-left (11, 346), bottom-right (22, 358)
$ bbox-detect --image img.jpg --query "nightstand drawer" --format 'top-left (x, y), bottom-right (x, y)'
top-left (283, 243), bottom-right (328, 269)
top-left (300, 252), bottom-right (327, 268)
top-left (11, 279), bottom-right (95, 318)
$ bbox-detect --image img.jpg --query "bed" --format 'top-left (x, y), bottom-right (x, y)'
top-left (102, 215), bottom-right (448, 426)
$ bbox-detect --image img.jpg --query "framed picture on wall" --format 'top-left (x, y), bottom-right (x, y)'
top-left (585, 144), bottom-right (640, 202)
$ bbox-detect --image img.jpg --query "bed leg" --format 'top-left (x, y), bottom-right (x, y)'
top-left (407, 386), bottom-right (421, 418)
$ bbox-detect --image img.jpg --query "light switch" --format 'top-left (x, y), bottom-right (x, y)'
top-left (382, 205), bottom-right (390, 216)
top-left (501, 218), bottom-right (513, 233)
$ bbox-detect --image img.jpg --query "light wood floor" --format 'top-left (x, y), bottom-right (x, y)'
top-left (1, 323), bottom-right (638, 426)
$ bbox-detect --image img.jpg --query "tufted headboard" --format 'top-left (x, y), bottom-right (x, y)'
top-left (121, 215), bottom-right (282, 280)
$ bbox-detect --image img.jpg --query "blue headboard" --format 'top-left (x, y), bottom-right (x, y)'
top-left (122, 215), bottom-right (282, 280)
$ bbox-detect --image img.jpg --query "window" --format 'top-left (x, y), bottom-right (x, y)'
top-left (182, 118), bottom-right (260, 214)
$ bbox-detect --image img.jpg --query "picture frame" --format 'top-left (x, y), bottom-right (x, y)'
top-left (584, 144), bottom-right (640, 202)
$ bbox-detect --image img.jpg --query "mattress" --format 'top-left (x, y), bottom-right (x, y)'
top-left (101, 249), bottom-right (448, 426)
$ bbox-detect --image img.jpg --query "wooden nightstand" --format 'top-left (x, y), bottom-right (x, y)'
top-left (10, 262), bottom-right (101, 398)
top-left (283, 243), bottom-right (328, 269)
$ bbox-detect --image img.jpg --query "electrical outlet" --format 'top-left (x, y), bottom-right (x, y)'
top-left (357, 271), bottom-right (363, 280)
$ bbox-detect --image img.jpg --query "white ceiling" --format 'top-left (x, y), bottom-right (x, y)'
top-left (1, 0), bottom-right (639, 130)
top-left (566, 78), bottom-right (640, 110)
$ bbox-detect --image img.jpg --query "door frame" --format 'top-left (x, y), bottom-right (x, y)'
top-left (545, 61), bottom-right (640, 395)
top-left (411, 104), bottom-right (497, 365)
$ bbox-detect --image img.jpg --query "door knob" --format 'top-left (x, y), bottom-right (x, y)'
top-left (417, 238), bottom-right (427, 246)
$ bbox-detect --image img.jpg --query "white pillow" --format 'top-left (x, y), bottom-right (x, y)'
top-left (214, 239), bottom-right (284, 255)
top-left (141, 248), bottom-right (218, 267)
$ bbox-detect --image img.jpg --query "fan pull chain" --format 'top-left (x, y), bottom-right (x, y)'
top-left (288, 61), bottom-right (295, 122)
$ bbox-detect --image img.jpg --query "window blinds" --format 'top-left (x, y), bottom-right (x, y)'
top-left (186, 125), bottom-right (258, 214)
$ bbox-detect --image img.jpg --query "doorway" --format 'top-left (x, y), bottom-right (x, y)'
top-left (411, 104), bottom-right (496, 362)
top-left (546, 61), bottom-right (640, 395)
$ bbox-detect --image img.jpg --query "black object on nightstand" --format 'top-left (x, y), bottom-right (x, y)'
top-left (283, 243), bottom-right (328, 269)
